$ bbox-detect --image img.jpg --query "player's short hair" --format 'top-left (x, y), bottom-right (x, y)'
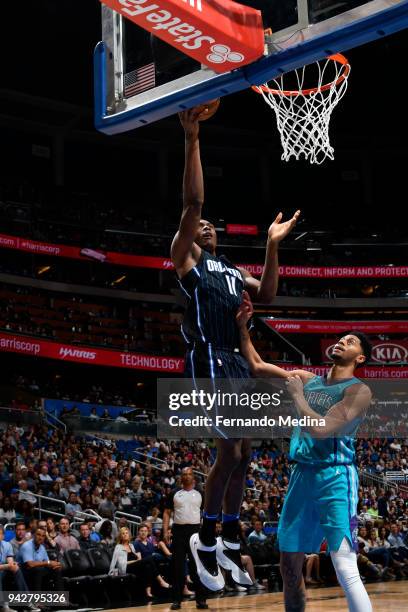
top-left (342, 331), bottom-right (372, 366)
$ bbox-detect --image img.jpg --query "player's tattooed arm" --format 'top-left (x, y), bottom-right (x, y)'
top-left (238, 210), bottom-right (300, 303)
top-left (286, 376), bottom-right (372, 437)
top-left (171, 108), bottom-right (204, 274)
top-left (236, 291), bottom-right (314, 382)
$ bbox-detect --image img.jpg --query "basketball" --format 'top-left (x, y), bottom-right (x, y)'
top-left (196, 98), bottom-right (220, 121)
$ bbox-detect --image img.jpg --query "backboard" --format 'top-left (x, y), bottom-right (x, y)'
top-left (94, 0), bottom-right (408, 134)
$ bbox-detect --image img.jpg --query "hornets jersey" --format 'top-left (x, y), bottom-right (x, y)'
top-left (290, 375), bottom-right (364, 466)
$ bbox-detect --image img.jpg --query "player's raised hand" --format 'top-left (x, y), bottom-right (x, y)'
top-left (236, 290), bottom-right (253, 328)
top-left (179, 107), bottom-right (201, 138)
top-left (268, 210), bottom-right (301, 244)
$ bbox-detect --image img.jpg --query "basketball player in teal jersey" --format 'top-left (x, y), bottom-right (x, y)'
top-left (172, 107), bottom-right (300, 595)
top-left (236, 292), bottom-right (373, 612)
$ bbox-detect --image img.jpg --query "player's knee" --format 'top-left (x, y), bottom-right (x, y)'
top-left (330, 539), bottom-right (361, 590)
top-left (216, 445), bottom-right (242, 470)
top-left (280, 552), bottom-right (304, 588)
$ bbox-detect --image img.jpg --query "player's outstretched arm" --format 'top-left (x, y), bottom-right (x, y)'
top-left (238, 210), bottom-right (300, 303)
top-left (237, 291), bottom-right (312, 381)
top-left (286, 375), bottom-right (372, 437)
top-left (170, 108), bottom-right (204, 274)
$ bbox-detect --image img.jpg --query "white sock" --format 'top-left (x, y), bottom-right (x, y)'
top-left (330, 537), bottom-right (372, 612)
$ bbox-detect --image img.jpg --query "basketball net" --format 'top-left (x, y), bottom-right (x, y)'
top-left (253, 54), bottom-right (351, 165)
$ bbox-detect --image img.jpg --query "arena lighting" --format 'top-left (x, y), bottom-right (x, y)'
top-left (111, 274), bottom-right (126, 285)
top-left (295, 231), bottom-right (308, 241)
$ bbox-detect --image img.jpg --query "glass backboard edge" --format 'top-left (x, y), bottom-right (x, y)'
top-left (94, 0), bottom-right (408, 134)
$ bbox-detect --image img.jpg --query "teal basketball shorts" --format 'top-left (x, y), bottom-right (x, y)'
top-left (278, 462), bottom-right (359, 553)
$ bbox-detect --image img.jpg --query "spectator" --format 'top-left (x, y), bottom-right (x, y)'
top-left (358, 527), bottom-right (392, 570)
top-left (367, 502), bottom-right (379, 520)
top-left (9, 522), bottom-right (31, 558)
top-left (247, 520), bottom-right (267, 544)
top-left (128, 480), bottom-right (143, 507)
top-left (18, 481), bottom-right (36, 506)
top-left (18, 528), bottom-right (64, 593)
top-left (98, 490), bottom-right (116, 517)
top-left (48, 482), bottom-right (63, 501)
top-left (358, 505), bottom-right (372, 523)
top-left (388, 524), bottom-right (408, 562)
top-left (357, 543), bottom-right (389, 581)
top-left (89, 407), bottom-right (99, 420)
top-left (0, 498), bottom-right (16, 525)
top-left (133, 525), bottom-right (158, 559)
top-left (38, 465), bottom-right (52, 485)
top-left (118, 486), bottom-right (132, 511)
top-left (147, 507), bottom-right (163, 528)
top-left (377, 489), bottom-right (388, 519)
top-left (94, 511), bottom-right (118, 540)
top-left (78, 524), bottom-right (98, 551)
top-left (87, 521), bottom-right (102, 543)
top-left (54, 518), bottom-right (80, 554)
top-left (0, 462), bottom-right (11, 489)
top-left (109, 527), bottom-right (169, 600)
top-left (45, 518), bottom-right (58, 549)
top-left (304, 553), bottom-right (323, 586)
top-left (65, 493), bottom-right (82, 518)
top-left (99, 520), bottom-right (115, 546)
top-left (0, 525), bottom-right (39, 612)
top-left (90, 485), bottom-right (102, 508)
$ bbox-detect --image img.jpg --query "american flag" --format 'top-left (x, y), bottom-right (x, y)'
top-left (124, 63), bottom-right (156, 98)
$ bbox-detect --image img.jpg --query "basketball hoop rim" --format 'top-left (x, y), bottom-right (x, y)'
top-left (252, 53), bottom-right (350, 97)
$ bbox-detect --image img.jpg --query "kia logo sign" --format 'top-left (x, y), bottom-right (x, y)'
top-left (371, 343), bottom-right (408, 364)
top-left (325, 342), bottom-right (408, 364)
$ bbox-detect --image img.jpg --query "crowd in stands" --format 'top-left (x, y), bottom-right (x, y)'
top-left (1, 420), bottom-right (408, 607)
top-left (0, 284), bottom-right (185, 354)
top-left (10, 373), bottom-right (147, 411)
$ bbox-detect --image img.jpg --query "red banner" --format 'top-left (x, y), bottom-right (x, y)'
top-left (100, 0), bottom-right (264, 74)
top-left (240, 264), bottom-right (408, 278)
top-left (1, 233), bottom-right (408, 278)
top-left (226, 224), bottom-right (258, 236)
top-left (0, 332), bottom-right (184, 372)
top-left (280, 364), bottom-right (408, 379)
top-left (321, 339), bottom-right (408, 365)
top-left (264, 319), bottom-right (408, 334)
top-left (0, 233), bottom-right (175, 270)
top-left (1, 331), bottom-right (407, 378)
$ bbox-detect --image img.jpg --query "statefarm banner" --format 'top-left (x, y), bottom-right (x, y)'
top-left (0, 332), bottom-right (184, 373)
top-left (1, 233), bottom-right (408, 279)
top-left (1, 332), bottom-right (407, 377)
top-left (321, 339), bottom-right (408, 365)
top-left (264, 319), bottom-right (408, 334)
top-left (100, 0), bottom-right (264, 73)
